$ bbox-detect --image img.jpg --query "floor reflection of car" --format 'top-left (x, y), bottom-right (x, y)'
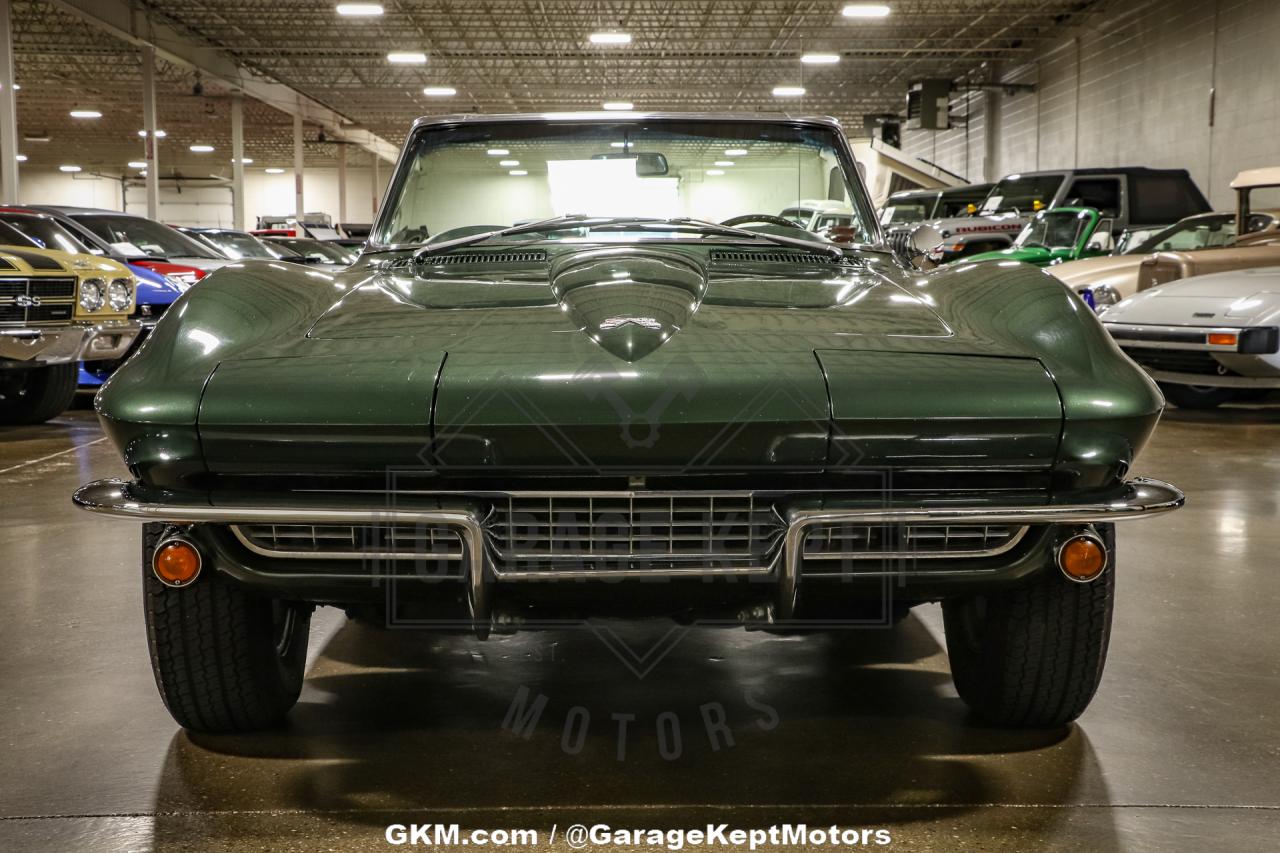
top-left (263, 236), bottom-right (358, 270)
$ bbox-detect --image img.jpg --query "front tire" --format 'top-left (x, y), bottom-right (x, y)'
top-left (143, 523), bottom-right (311, 732)
top-left (1158, 382), bottom-right (1238, 409)
top-left (942, 525), bottom-right (1115, 727)
top-left (0, 363), bottom-right (77, 424)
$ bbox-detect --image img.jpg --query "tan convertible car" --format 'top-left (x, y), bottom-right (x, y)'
top-left (1052, 168), bottom-right (1280, 311)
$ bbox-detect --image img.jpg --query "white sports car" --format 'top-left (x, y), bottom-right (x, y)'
top-left (1102, 266), bottom-right (1280, 408)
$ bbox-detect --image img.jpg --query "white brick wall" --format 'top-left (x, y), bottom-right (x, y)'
top-left (900, 0), bottom-right (1280, 207)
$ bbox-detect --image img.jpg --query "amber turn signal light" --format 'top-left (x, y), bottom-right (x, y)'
top-left (153, 538), bottom-right (202, 587)
top-left (1207, 332), bottom-right (1238, 347)
top-left (1057, 534), bottom-right (1108, 583)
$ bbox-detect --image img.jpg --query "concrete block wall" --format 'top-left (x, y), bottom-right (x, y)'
top-left (902, 0), bottom-right (1280, 208)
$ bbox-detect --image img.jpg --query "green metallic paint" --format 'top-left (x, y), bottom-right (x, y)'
top-left (93, 238), bottom-right (1162, 499)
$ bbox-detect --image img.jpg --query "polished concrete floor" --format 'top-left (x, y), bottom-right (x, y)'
top-left (1, 404), bottom-right (1278, 852)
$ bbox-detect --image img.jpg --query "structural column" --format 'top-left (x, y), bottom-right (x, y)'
top-left (0, 0), bottom-right (20, 204)
top-left (141, 44), bottom-right (160, 219)
top-left (337, 143), bottom-right (347, 225)
top-left (293, 111), bottom-right (304, 218)
top-left (983, 62), bottom-right (1002, 183)
top-left (372, 156), bottom-right (380, 217)
top-left (231, 94), bottom-right (245, 230)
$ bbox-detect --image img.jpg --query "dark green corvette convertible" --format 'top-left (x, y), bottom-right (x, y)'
top-left (74, 114), bottom-right (1182, 733)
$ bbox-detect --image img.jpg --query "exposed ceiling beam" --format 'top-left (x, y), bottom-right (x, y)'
top-left (47, 0), bottom-right (400, 163)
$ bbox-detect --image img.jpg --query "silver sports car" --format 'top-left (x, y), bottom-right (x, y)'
top-left (1102, 265), bottom-right (1280, 408)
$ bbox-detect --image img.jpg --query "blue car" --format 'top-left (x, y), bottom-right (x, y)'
top-left (0, 208), bottom-right (189, 386)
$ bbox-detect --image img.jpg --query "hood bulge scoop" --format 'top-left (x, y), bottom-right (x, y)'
top-left (549, 246), bottom-right (707, 362)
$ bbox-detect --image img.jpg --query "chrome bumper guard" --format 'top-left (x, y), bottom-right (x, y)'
top-left (73, 477), bottom-right (1184, 625)
top-left (0, 320), bottom-right (141, 364)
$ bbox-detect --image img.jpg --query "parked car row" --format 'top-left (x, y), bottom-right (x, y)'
top-left (0, 206), bottom-right (357, 423)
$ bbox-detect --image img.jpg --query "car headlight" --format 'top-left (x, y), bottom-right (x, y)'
top-left (79, 278), bottom-right (105, 312)
top-left (107, 278), bottom-right (133, 311)
top-left (1091, 284), bottom-right (1120, 313)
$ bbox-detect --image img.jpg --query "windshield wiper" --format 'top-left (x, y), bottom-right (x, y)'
top-left (411, 214), bottom-right (845, 261)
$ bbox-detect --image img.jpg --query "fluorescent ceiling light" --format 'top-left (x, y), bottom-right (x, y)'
top-left (801, 53), bottom-right (840, 64)
top-left (387, 52), bottom-right (427, 64)
top-left (336, 3), bottom-right (383, 15)
top-left (15, 154), bottom-right (26, 162)
top-left (422, 86), bottom-right (456, 96)
top-left (589, 32), bottom-right (632, 45)
top-left (724, 148), bottom-right (748, 156)
top-left (69, 109), bottom-right (102, 119)
top-left (231, 158), bottom-right (253, 164)
top-left (509, 169), bottom-right (528, 176)
top-left (128, 161), bottom-right (146, 168)
top-left (499, 159), bottom-right (519, 166)
top-left (59, 165), bottom-right (81, 172)
top-left (842, 3), bottom-right (891, 17)
top-left (265, 167), bottom-right (285, 174)
top-left (714, 160), bottom-right (735, 166)
top-left (190, 144), bottom-right (214, 153)
top-left (602, 101), bottom-right (634, 111)
top-left (610, 141), bottom-right (632, 148)
top-left (137, 129), bottom-right (166, 137)
top-left (772, 86), bottom-right (806, 97)
top-left (706, 169), bottom-right (725, 176)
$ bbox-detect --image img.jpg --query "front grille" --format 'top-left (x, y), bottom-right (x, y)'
top-left (803, 523), bottom-right (1027, 564)
top-left (886, 228), bottom-right (914, 256)
top-left (422, 250), bottom-right (548, 266)
top-left (0, 276), bottom-right (77, 327)
top-left (231, 523), bottom-right (464, 563)
top-left (709, 249), bottom-right (844, 266)
top-left (1122, 346), bottom-right (1228, 377)
top-left (488, 494), bottom-right (784, 569)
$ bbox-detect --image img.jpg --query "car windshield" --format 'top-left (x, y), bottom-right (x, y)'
top-left (76, 214), bottom-right (220, 259)
top-left (880, 200), bottom-right (932, 225)
top-left (981, 175), bottom-right (1064, 214)
top-left (0, 214), bottom-right (91, 254)
top-left (374, 119), bottom-right (872, 248)
top-left (1130, 214), bottom-right (1240, 254)
top-left (274, 238), bottom-right (356, 264)
top-left (1014, 209), bottom-right (1089, 250)
top-left (197, 230), bottom-right (287, 260)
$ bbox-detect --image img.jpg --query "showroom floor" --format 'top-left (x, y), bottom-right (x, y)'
top-left (0, 406), bottom-right (1277, 852)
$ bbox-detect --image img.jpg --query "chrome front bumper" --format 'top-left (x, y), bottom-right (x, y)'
top-left (74, 477), bottom-right (1184, 625)
top-left (0, 320), bottom-right (141, 365)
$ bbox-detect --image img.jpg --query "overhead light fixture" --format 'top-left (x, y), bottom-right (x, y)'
top-left (137, 129), bottom-right (167, 138)
top-left (610, 141), bottom-right (632, 148)
top-left (589, 31), bottom-right (632, 45)
top-left (801, 53), bottom-right (841, 64)
top-left (422, 86), bottom-right (456, 96)
top-left (602, 101), bottom-right (634, 111)
top-left (15, 154), bottom-right (26, 162)
top-left (387, 52), bottom-right (427, 64)
top-left (509, 169), bottom-right (528, 176)
top-left (59, 165), bottom-right (81, 172)
top-left (190, 144), bottom-right (214, 153)
top-left (724, 148), bottom-right (748, 156)
top-left (714, 160), bottom-right (735, 166)
top-left (336, 3), bottom-right (383, 15)
top-left (69, 109), bottom-right (102, 119)
top-left (486, 148), bottom-right (509, 156)
top-left (231, 157), bottom-right (253, 164)
top-left (10, 84), bottom-right (18, 90)
top-left (499, 159), bottom-right (519, 166)
top-left (265, 167), bottom-right (285, 174)
top-left (128, 161), bottom-right (146, 168)
top-left (772, 86), bottom-right (806, 97)
top-left (706, 169), bottom-right (725, 176)
top-left (842, 3), bottom-right (891, 18)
